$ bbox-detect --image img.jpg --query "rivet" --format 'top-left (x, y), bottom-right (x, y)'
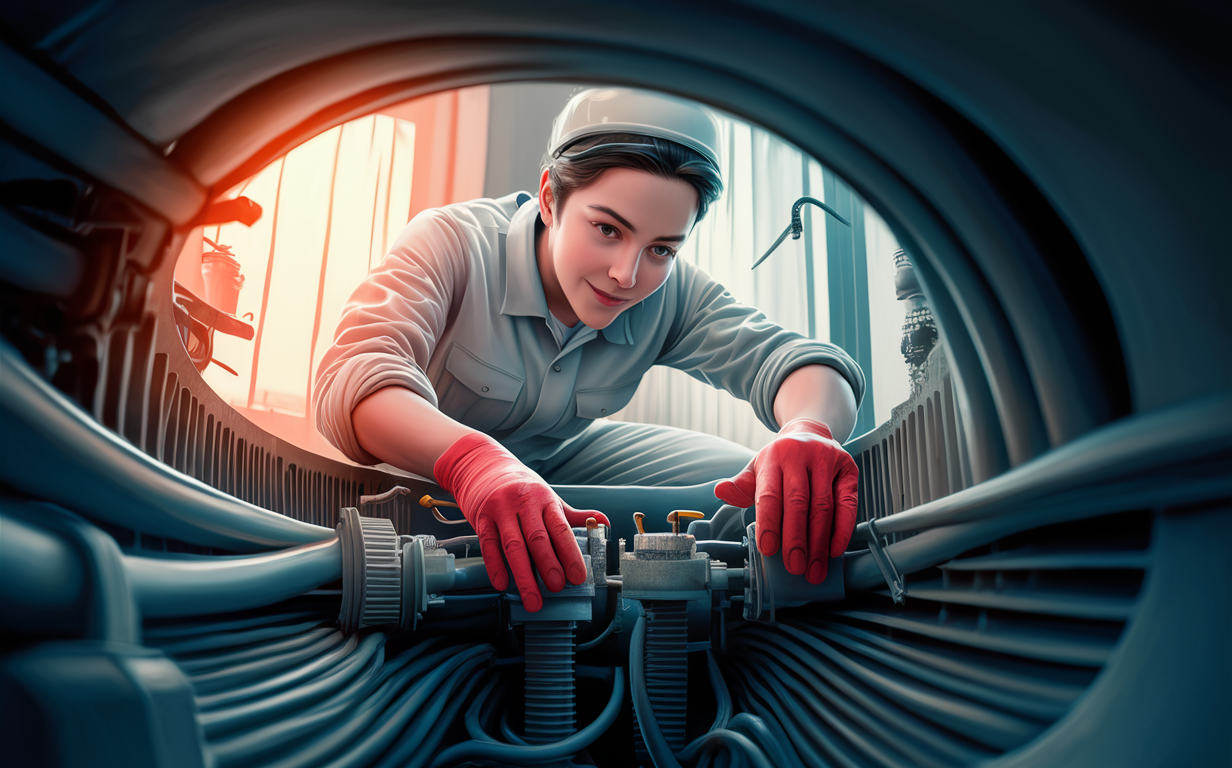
top-left (553, 365), bottom-right (562, 372)
top-left (481, 386), bottom-right (489, 392)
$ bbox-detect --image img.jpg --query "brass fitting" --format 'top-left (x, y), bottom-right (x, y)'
top-left (418, 495), bottom-right (467, 525)
top-left (418, 494), bottom-right (459, 509)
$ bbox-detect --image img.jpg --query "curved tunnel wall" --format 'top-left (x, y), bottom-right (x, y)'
top-left (1, 1), bottom-right (1229, 766)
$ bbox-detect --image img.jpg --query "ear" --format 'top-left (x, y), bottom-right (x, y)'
top-left (538, 168), bottom-right (555, 227)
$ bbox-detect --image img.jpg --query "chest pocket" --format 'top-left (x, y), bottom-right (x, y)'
top-left (575, 379), bottom-right (641, 420)
top-left (439, 344), bottom-right (524, 432)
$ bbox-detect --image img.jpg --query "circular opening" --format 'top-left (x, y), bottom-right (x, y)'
top-left (173, 83), bottom-right (932, 465)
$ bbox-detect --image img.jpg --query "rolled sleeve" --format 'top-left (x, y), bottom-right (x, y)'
top-left (657, 261), bottom-right (866, 433)
top-left (312, 210), bottom-right (468, 464)
top-left (749, 342), bottom-right (867, 432)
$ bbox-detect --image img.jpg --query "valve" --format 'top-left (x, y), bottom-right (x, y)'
top-left (620, 510), bottom-right (712, 758)
top-left (336, 508), bottom-right (456, 634)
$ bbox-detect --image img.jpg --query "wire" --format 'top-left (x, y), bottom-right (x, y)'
top-left (705, 650), bottom-right (733, 732)
top-left (575, 611), bottom-right (620, 651)
top-left (428, 667), bottom-right (625, 767)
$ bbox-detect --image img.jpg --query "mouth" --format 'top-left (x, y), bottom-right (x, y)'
top-left (588, 282), bottom-right (629, 307)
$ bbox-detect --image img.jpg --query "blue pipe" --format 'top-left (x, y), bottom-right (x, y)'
top-left (312, 646), bottom-right (493, 768)
top-left (705, 650), bottom-right (732, 731)
top-left (730, 696), bottom-right (800, 766)
top-left (178, 627), bottom-right (337, 675)
top-left (630, 614), bottom-right (682, 768)
top-left (153, 618), bottom-right (331, 656)
top-left (212, 644), bottom-right (460, 768)
top-left (144, 608), bottom-right (332, 642)
top-left (191, 630), bottom-right (349, 695)
top-left (725, 714), bottom-right (798, 768)
top-left (0, 508), bottom-right (86, 635)
top-left (428, 667), bottom-right (625, 767)
top-left (678, 729), bottom-right (774, 768)
top-left (0, 339), bottom-right (335, 553)
top-left (464, 675), bottom-right (506, 743)
top-left (197, 632), bottom-right (359, 711)
top-left (575, 610), bottom-right (620, 652)
top-left (125, 537), bottom-right (342, 617)
top-left (451, 560), bottom-right (494, 591)
top-left (728, 663), bottom-right (832, 768)
top-left (0, 500), bottom-right (138, 642)
top-left (201, 634), bottom-right (387, 738)
top-left (401, 669), bottom-right (494, 768)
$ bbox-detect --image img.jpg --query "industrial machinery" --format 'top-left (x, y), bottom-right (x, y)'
top-left (1, 2), bottom-right (1229, 767)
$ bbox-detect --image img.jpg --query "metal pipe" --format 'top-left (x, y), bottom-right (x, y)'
top-left (428, 666), bottom-right (625, 767)
top-left (853, 392), bottom-right (1231, 538)
top-left (0, 508), bottom-right (86, 634)
top-left (125, 537), bottom-right (342, 617)
top-left (0, 339), bottom-right (336, 553)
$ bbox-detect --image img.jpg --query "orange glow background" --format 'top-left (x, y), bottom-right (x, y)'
top-left (176, 87), bottom-right (491, 463)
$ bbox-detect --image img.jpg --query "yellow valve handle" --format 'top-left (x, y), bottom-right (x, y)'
top-left (419, 494), bottom-right (469, 525)
top-left (666, 510), bottom-right (705, 535)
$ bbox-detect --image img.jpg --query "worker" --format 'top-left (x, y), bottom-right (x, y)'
top-left (314, 87), bottom-right (865, 612)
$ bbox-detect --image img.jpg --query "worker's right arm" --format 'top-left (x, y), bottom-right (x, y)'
top-left (319, 210), bottom-right (604, 611)
top-left (352, 386), bottom-right (605, 612)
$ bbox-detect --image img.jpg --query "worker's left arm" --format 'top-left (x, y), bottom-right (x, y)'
top-left (715, 364), bottom-right (860, 585)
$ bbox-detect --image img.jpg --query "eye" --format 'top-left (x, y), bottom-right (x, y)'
top-left (650, 245), bottom-right (678, 259)
top-left (595, 223), bottom-right (619, 239)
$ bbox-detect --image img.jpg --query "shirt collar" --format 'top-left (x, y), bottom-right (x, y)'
top-left (500, 196), bottom-right (635, 346)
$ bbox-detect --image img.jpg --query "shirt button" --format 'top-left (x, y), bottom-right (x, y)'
top-left (600, 408), bottom-right (607, 414)
top-left (481, 386), bottom-right (489, 392)
top-left (553, 365), bottom-right (562, 372)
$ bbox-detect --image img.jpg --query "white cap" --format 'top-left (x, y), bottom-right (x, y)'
top-left (547, 87), bottom-right (721, 168)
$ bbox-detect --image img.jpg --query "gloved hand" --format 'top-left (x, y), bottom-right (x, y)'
top-left (715, 418), bottom-right (858, 584)
top-left (434, 432), bottom-right (609, 612)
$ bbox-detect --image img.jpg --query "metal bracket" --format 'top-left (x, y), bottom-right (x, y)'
top-left (865, 518), bottom-right (907, 605)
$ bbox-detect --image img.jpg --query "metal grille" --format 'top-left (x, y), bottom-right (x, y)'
top-left (727, 510), bottom-right (1151, 767)
top-left (848, 346), bottom-right (972, 545)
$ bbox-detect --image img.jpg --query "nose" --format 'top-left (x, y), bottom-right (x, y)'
top-left (609, 246), bottom-right (642, 290)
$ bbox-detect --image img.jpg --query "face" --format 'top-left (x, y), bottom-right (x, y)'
top-left (537, 167), bottom-right (699, 329)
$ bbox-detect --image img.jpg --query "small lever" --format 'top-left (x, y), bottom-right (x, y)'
top-left (633, 512), bottom-right (646, 535)
top-left (667, 510), bottom-right (705, 535)
top-left (419, 494), bottom-right (468, 525)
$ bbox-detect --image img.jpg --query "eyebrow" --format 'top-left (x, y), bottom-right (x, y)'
top-left (588, 205), bottom-right (688, 242)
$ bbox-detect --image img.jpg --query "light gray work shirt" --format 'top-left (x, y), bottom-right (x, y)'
top-left (313, 192), bottom-right (866, 466)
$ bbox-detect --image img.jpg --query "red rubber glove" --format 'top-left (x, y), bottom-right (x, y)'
top-left (715, 418), bottom-right (858, 585)
top-left (434, 432), bottom-right (609, 612)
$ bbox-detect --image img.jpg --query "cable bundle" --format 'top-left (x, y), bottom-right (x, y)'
top-left (145, 601), bottom-right (493, 768)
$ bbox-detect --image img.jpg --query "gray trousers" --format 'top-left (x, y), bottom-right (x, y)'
top-left (526, 419), bottom-right (756, 541)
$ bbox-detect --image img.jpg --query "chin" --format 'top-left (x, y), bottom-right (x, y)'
top-left (578, 310), bottom-right (618, 330)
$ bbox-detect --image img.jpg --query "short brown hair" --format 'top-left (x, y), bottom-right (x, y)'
top-left (544, 133), bottom-right (724, 222)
